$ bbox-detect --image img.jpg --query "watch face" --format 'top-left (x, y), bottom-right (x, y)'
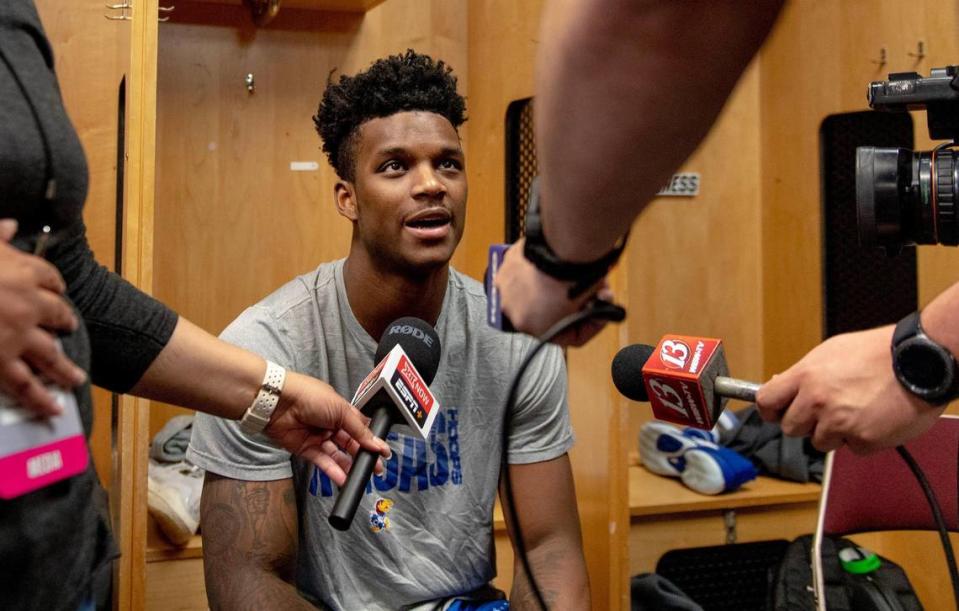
top-left (895, 340), bottom-right (951, 396)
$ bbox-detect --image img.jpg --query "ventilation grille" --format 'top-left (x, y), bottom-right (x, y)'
top-left (821, 111), bottom-right (917, 338)
top-left (505, 97), bottom-right (536, 242)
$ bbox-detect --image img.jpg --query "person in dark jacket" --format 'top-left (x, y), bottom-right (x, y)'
top-left (0, 2), bottom-right (389, 609)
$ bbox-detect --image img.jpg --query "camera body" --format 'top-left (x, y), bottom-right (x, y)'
top-left (856, 66), bottom-right (959, 253)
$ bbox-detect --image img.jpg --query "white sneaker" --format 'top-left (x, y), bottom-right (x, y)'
top-left (147, 460), bottom-right (204, 546)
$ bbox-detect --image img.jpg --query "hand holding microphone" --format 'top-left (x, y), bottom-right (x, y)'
top-left (487, 175), bottom-right (627, 345)
top-left (329, 317), bottom-right (442, 531)
top-left (612, 335), bottom-right (760, 430)
top-left (486, 242), bottom-right (625, 344)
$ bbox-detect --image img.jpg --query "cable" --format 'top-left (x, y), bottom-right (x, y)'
top-left (499, 303), bottom-right (622, 611)
top-left (896, 445), bottom-right (959, 609)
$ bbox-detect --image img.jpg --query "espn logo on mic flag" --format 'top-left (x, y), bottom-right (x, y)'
top-left (351, 344), bottom-right (440, 440)
top-left (642, 335), bottom-right (728, 430)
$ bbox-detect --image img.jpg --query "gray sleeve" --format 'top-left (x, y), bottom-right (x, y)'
top-left (186, 305), bottom-right (295, 481)
top-left (506, 342), bottom-right (574, 464)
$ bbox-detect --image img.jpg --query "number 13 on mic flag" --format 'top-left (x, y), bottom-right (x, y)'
top-left (642, 335), bottom-right (729, 430)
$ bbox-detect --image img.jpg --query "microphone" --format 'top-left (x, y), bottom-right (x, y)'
top-left (484, 243), bottom-right (626, 331)
top-left (329, 317), bottom-right (442, 531)
top-left (611, 335), bottom-right (760, 430)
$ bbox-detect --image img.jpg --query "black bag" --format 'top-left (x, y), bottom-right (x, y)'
top-left (770, 535), bottom-right (922, 611)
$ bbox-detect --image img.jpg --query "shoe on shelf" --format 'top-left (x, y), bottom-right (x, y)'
top-left (147, 460), bottom-right (204, 546)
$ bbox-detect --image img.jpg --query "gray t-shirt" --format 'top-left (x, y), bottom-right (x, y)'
top-left (187, 260), bottom-right (573, 610)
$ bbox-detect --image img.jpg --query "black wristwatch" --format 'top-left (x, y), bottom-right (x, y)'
top-left (891, 311), bottom-right (959, 405)
top-left (523, 178), bottom-right (628, 298)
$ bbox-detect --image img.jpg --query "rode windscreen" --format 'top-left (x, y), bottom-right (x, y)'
top-left (373, 317), bottom-right (441, 383)
top-left (329, 317), bottom-right (441, 531)
top-left (611, 336), bottom-right (759, 430)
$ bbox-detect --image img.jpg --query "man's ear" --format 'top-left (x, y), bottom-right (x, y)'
top-left (335, 181), bottom-right (358, 221)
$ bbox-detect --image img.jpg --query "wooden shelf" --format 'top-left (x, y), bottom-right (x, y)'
top-left (184, 0), bottom-right (386, 12)
top-left (147, 517), bottom-right (204, 563)
top-left (628, 465), bottom-right (821, 518)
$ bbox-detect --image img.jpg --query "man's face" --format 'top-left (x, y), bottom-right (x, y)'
top-left (337, 111), bottom-right (467, 276)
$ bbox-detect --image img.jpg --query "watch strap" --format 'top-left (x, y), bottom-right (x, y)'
top-left (523, 177), bottom-right (627, 290)
top-left (892, 310), bottom-right (959, 405)
top-left (239, 361), bottom-right (287, 435)
top-left (892, 310), bottom-right (921, 347)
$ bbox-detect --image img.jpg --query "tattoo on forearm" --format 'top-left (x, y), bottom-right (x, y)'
top-left (245, 485), bottom-right (270, 559)
top-left (202, 477), bottom-right (304, 610)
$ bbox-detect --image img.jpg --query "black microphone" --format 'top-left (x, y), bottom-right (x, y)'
top-left (329, 317), bottom-right (441, 531)
top-left (611, 339), bottom-right (759, 430)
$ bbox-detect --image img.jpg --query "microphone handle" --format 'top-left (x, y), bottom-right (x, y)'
top-left (329, 404), bottom-right (393, 531)
top-left (715, 376), bottom-right (760, 402)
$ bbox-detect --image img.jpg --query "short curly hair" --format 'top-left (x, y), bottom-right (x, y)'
top-left (314, 49), bottom-right (467, 181)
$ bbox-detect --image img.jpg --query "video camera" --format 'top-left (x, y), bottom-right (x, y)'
top-left (856, 66), bottom-right (959, 254)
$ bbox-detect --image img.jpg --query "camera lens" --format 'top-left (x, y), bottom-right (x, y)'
top-left (856, 146), bottom-right (958, 250)
top-left (935, 149), bottom-right (958, 245)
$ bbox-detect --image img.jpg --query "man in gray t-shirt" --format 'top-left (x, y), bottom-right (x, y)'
top-left (187, 51), bottom-right (590, 611)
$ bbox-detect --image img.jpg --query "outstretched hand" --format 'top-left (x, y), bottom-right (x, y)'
top-left (264, 371), bottom-right (391, 486)
top-left (0, 219), bottom-right (85, 416)
top-left (756, 325), bottom-right (945, 454)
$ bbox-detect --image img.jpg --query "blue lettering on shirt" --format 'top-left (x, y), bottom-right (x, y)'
top-left (398, 436), bottom-right (429, 492)
top-left (309, 408), bottom-right (462, 497)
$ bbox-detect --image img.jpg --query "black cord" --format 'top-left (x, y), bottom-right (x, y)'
top-left (499, 305), bottom-right (613, 611)
top-left (896, 445), bottom-right (959, 609)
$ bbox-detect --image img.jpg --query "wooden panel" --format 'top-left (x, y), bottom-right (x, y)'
top-left (118, 1), bottom-right (161, 609)
top-left (630, 513), bottom-right (728, 575)
top-left (187, 0), bottom-right (386, 12)
top-left (629, 467), bottom-right (820, 517)
top-left (731, 503), bottom-right (818, 542)
top-left (758, 0), bottom-right (842, 378)
top-left (629, 502), bottom-right (817, 576)
top-left (34, 0), bottom-right (129, 491)
top-left (147, 558), bottom-right (209, 611)
top-left (625, 62), bottom-right (763, 452)
top-left (150, 0), bottom-right (468, 432)
top-left (464, 0), bottom-right (541, 279)
top-left (624, 62), bottom-right (763, 375)
top-left (837, 0), bottom-right (916, 111)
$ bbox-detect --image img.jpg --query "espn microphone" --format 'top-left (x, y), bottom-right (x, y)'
top-left (611, 335), bottom-right (759, 430)
top-left (329, 317), bottom-right (441, 531)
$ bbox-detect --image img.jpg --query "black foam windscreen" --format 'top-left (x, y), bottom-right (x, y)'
top-left (611, 344), bottom-right (655, 402)
top-left (821, 111), bottom-right (917, 338)
top-left (505, 97), bottom-right (536, 242)
top-left (375, 317), bottom-right (442, 384)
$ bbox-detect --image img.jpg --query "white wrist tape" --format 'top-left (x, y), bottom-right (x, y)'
top-left (239, 361), bottom-right (286, 435)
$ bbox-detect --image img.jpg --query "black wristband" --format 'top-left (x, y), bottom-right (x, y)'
top-left (522, 177), bottom-right (627, 294)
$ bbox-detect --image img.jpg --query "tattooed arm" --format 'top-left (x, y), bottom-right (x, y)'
top-left (200, 473), bottom-right (314, 610)
top-left (500, 454), bottom-right (590, 610)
